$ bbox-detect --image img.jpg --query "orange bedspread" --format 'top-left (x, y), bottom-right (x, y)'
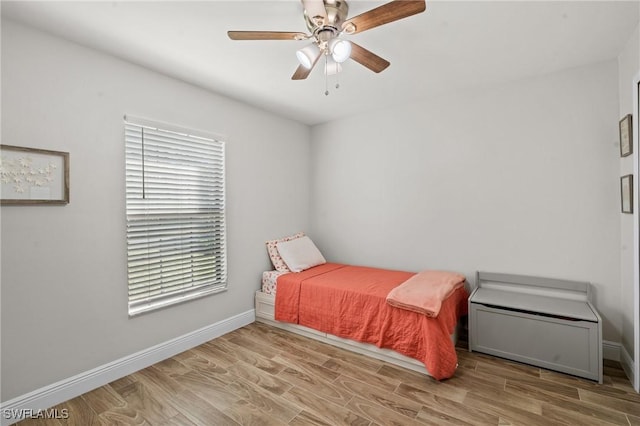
top-left (274, 263), bottom-right (469, 380)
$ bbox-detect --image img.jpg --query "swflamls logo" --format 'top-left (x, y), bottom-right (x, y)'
top-left (2, 408), bottom-right (69, 420)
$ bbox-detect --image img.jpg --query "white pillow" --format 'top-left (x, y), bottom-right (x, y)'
top-left (265, 232), bottom-right (305, 272)
top-left (276, 236), bottom-right (326, 273)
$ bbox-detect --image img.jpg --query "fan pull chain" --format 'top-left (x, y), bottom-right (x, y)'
top-left (324, 54), bottom-right (329, 96)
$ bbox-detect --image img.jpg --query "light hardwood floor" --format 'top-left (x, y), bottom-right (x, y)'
top-left (16, 321), bottom-right (640, 425)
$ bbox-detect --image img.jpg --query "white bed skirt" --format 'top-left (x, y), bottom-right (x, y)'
top-left (255, 290), bottom-right (460, 377)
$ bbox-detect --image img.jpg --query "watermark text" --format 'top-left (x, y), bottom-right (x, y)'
top-left (2, 408), bottom-right (69, 420)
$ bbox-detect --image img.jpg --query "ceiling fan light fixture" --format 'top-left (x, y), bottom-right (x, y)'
top-left (228, 0), bottom-right (428, 83)
top-left (329, 38), bottom-right (351, 63)
top-left (296, 43), bottom-right (320, 69)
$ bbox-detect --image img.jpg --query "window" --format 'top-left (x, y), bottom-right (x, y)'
top-left (124, 116), bottom-right (226, 316)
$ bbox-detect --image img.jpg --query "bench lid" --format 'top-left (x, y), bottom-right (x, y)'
top-left (470, 287), bottom-right (598, 322)
top-left (472, 271), bottom-right (598, 322)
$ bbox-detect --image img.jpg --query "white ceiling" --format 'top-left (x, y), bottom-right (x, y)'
top-left (2, 1), bottom-right (639, 125)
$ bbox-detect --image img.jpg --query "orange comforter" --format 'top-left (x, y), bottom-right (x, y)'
top-left (274, 263), bottom-right (469, 380)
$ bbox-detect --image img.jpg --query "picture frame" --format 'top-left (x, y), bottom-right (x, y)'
top-left (621, 174), bottom-right (633, 214)
top-left (619, 114), bottom-right (633, 157)
top-left (0, 144), bottom-right (69, 205)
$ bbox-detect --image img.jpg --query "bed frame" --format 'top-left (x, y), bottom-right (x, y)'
top-left (255, 290), bottom-right (460, 376)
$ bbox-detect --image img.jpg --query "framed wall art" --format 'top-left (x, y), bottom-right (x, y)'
top-left (0, 145), bottom-right (69, 205)
top-left (620, 114), bottom-right (633, 157)
top-left (621, 174), bottom-right (633, 214)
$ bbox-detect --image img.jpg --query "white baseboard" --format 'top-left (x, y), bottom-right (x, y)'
top-left (621, 344), bottom-right (636, 390)
top-left (0, 310), bottom-right (255, 426)
top-left (603, 340), bottom-right (621, 362)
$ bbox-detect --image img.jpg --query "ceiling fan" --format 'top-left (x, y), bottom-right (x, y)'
top-left (228, 0), bottom-right (426, 81)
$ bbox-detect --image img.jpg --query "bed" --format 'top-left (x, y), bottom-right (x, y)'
top-left (255, 259), bottom-right (469, 380)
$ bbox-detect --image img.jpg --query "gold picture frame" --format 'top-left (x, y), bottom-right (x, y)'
top-left (620, 114), bottom-right (633, 157)
top-left (621, 174), bottom-right (633, 214)
top-left (0, 145), bottom-right (69, 205)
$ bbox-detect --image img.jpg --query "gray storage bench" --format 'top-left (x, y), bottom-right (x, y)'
top-left (469, 271), bottom-right (602, 383)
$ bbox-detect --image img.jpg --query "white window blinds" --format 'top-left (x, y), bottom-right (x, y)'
top-left (124, 117), bottom-right (226, 316)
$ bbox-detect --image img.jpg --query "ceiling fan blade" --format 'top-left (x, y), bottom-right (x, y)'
top-left (349, 42), bottom-right (390, 73)
top-left (342, 0), bottom-right (426, 34)
top-left (292, 51), bottom-right (323, 80)
top-left (292, 65), bottom-right (313, 80)
top-left (301, 0), bottom-right (328, 26)
top-left (227, 31), bottom-right (308, 41)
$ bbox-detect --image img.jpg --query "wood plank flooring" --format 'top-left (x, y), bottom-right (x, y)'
top-left (16, 322), bottom-right (640, 425)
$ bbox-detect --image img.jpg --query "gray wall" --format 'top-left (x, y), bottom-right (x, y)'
top-left (310, 61), bottom-right (622, 342)
top-left (618, 23), bottom-right (640, 364)
top-left (1, 20), bottom-right (311, 400)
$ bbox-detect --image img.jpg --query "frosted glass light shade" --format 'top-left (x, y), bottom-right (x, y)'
top-left (329, 38), bottom-right (351, 63)
top-left (296, 43), bottom-right (320, 69)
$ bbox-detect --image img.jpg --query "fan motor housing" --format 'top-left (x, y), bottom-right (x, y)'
top-left (304, 0), bottom-right (349, 32)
